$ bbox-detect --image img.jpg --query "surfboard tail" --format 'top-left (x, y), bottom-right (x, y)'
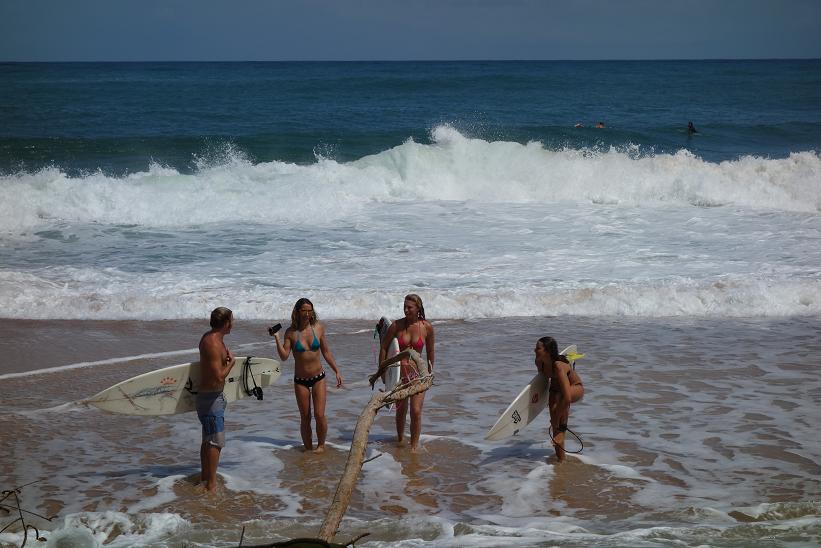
top-left (485, 344), bottom-right (584, 442)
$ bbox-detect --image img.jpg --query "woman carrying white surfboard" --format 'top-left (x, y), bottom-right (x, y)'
top-left (535, 336), bottom-right (584, 462)
top-left (273, 298), bottom-right (344, 453)
top-left (377, 294), bottom-right (435, 453)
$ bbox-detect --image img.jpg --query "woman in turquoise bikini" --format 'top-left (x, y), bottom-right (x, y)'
top-left (274, 298), bottom-right (344, 453)
top-left (378, 294), bottom-right (435, 453)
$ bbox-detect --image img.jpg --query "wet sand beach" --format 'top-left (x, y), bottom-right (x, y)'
top-left (1, 316), bottom-right (819, 546)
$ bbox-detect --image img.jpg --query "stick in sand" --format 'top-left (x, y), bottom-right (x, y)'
top-left (318, 349), bottom-right (433, 542)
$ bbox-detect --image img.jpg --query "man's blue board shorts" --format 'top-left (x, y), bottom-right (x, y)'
top-left (196, 391), bottom-right (227, 448)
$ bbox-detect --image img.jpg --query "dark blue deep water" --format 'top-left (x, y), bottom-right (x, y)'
top-left (2, 60), bottom-right (820, 175)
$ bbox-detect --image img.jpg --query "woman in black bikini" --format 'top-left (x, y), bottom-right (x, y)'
top-left (534, 336), bottom-right (583, 462)
top-left (377, 294), bottom-right (435, 453)
top-left (273, 298), bottom-right (344, 453)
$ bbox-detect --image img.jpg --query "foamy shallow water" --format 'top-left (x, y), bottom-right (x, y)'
top-left (1, 316), bottom-right (819, 546)
top-left (1, 130), bottom-right (820, 321)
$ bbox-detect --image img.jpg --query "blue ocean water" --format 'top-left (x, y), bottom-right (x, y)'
top-left (0, 60), bottom-right (820, 320)
top-left (1, 61), bottom-right (820, 547)
top-left (2, 60), bottom-right (820, 175)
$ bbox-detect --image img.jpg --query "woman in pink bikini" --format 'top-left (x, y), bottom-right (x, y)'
top-left (378, 294), bottom-right (436, 453)
top-left (273, 297), bottom-right (344, 453)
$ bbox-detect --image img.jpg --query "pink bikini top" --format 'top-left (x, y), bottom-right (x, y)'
top-left (398, 334), bottom-right (424, 353)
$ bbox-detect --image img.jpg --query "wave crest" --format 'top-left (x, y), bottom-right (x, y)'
top-left (1, 269), bottom-right (817, 319)
top-left (1, 127), bottom-right (819, 232)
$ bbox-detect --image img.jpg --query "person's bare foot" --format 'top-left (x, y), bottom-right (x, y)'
top-left (197, 481), bottom-right (219, 494)
top-left (313, 445), bottom-right (326, 454)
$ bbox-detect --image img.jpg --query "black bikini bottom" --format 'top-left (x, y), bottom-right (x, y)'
top-left (294, 371), bottom-right (326, 388)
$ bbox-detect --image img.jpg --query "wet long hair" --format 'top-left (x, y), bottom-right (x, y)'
top-left (210, 307), bottom-right (233, 329)
top-left (290, 297), bottom-right (317, 329)
top-left (538, 336), bottom-right (569, 364)
top-left (405, 294), bottom-right (426, 320)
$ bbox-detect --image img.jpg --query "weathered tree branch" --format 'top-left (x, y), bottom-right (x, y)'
top-left (239, 532), bottom-right (369, 547)
top-left (0, 482), bottom-right (51, 547)
top-left (318, 350), bottom-right (433, 542)
top-left (368, 349), bottom-right (416, 388)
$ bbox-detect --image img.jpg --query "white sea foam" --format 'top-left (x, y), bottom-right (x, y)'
top-left (359, 450), bottom-right (422, 513)
top-left (17, 511), bottom-right (188, 548)
top-left (1, 269), bottom-right (818, 319)
top-left (2, 127), bottom-right (819, 321)
top-left (1, 127), bottom-right (819, 234)
top-left (127, 475), bottom-right (185, 514)
top-left (0, 342), bottom-right (266, 381)
top-left (0, 348), bottom-right (197, 381)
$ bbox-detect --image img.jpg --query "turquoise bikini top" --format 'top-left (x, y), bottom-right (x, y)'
top-left (294, 326), bottom-right (320, 352)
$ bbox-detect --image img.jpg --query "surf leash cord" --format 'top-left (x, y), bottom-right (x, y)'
top-left (548, 424), bottom-right (584, 454)
top-left (241, 357), bottom-right (263, 400)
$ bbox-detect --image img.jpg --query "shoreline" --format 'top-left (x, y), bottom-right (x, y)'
top-left (1, 315), bottom-right (819, 546)
top-left (2, 314), bottom-right (819, 378)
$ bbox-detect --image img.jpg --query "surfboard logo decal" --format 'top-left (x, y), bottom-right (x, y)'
top-left (531, 393), bottom-right (539, 404)
top-left (118, 386), bottom-right (146, 411)
top-left (87, 356), bottom-right (282, 415)
top-left (133, 386), bottom-right (176, 398)
top-left (512, 410), bottom-right (522, 424)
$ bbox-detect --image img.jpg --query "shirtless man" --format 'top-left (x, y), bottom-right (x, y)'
top-left (197, 307), bottom-right (234, 491)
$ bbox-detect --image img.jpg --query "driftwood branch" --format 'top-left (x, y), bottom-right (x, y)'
top-left (0, 481), bottom-right (52, 547)
top-left (318, 350), bottom-right (433, 542)
top-left (368, 349), bottom-right (415, 388)
top-left (239, 532), bottom-right (369, 547)
top-left (362, 453), bottom-right (382, 465)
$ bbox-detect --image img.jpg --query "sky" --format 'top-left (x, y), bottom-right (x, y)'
top-left (1, 0), bottom-right (820, 62)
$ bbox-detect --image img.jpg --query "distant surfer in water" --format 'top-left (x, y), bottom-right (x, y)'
top-left (273, 298), bottom-right (344, 453)
top-left (375, 294), bottom-right (436, 453)
top-left (688, 121), bottom-right (698, 135)
top-left (197, 306), bottom-right (235, 491)
top-left (534, 336), bottom-right (584, 462)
